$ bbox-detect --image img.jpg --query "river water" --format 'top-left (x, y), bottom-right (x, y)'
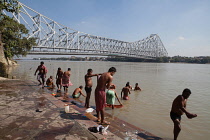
top-left (10, 60), bottom-right (210, 140)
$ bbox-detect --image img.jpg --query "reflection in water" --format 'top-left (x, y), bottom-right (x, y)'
top-left (10, 60), bottom-right (210, 140)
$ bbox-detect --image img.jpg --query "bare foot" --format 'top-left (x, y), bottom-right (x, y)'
top-left (97, 118), bottom-right (101, 122)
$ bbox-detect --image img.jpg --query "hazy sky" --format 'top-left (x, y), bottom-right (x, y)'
top-left (19, 0), bottom-right (210, 57)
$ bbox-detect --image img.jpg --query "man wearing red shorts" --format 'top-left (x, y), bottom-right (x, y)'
top-left (95, 67), bottom-right (116, 125)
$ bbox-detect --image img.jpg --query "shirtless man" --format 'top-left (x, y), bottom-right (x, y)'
top-left (34, 61), bottom-right (47, 88)
top-left (126, 82), bottom-right (132, 90)
top-left (56, 67), bottom-right (63, 91)
top-left (134, 83), bottom-right (142, 91)
top-left (46, 76), bottom-right (55, 88)
top-left (84, 69), bottom-right (101, 108)
top-left (72, 86), bottom-right (86, 98)
top-left (95, 67), bottom-right (116, 125)
top-left (121, 83), bottom-right (131, 100)
top-left (170, 88), bottom-right (197, 140)
top-left (62, 68), bottom-right (73, 94)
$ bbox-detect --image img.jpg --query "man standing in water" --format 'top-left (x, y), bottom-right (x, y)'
top-left (62, 68), bottom-right (73, 94)
top-left (121, 83), bottom-right (131, 100)
top-left (34, 61), bottom-right (47, 88)
top-left (84, 69), bottom-right (101, 108)
top-left (95, 67), bottom-right (116, 125)
top-left (170, 88), bottom-right (197, 140)
top-left (56, 67), bottom-right (63, 92)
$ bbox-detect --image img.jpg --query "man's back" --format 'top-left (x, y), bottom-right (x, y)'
top-left (73, 88), bottom-right (80, 95)
top-left (63, 71), bottom-right (70, 77)
top-left (96, 72), bottom-right (111, 90)
top-left (122, 87), bottom-right (130, 96)
top-left (171, 95), bottom-right (187, 115)
top-left (57, 70), bottom-right (63, 78)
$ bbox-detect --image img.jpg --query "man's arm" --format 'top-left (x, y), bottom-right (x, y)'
top-left (86, 74), bottom-right (98, 77)
top-left (121, 89), bottom-right (123, 98)
top-left (179, 96), bottom-right (197, 119)
top-left (181, 107), bottom-right (197, 119)
top-left (115, 92), bottom-right (122, 105)
top-left (87, 73), bottom-right (102, 77)
top-left (80, 90), bottom-right (86, 97)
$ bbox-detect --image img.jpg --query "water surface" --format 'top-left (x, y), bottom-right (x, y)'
top-left (10, 60), bottom-right (210, 140)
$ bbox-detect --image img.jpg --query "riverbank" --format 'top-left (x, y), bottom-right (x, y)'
top-left (28, 55), bottom-right (210, 64)
top-left (0, 77), bottom-right (162, 140)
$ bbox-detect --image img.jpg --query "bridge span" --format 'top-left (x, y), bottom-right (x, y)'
top-left (4, 2), bottom-right (168, 59)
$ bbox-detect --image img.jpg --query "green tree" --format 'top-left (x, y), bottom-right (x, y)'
top-left (0, 0), bottom-right (19, 13)
top-left (0, 0), bottom-right (36, 58)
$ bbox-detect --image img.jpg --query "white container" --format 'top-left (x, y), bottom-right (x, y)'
top-left (64, 104), bottom-right (69, 113)
top-left (85, 108), bottom-right (94, 113)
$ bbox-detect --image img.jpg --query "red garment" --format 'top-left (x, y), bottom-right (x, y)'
top-left (95, 88), bottom-right (106, 111)
top-left (123, 96), bottom-right (129, 100)
top-left (62, 74), bottom-right (73, 87)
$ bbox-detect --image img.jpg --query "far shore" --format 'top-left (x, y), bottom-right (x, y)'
top-left (14, 58), bottom-right (210, 64)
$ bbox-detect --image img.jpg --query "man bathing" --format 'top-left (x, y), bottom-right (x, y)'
top-left (95, 67), bottom-right (116, 125)
top-left (72, 86), bottom-right (86, 98)
top-left (134, 83), bottom-right (142, 91)
top-left (121, 83), bottom-right (131, 100)
top-left (34, 61), bottom-right (47, 88)
top-left (56, 67), bottom-right (63, 91)
top-left (62, 68), bottom-right (73, 93)
top-left (170, 88), bottom-right (197, 140)
top-left (126, 82), bottom-right (132, 90)
top-left (106, 84), bottom-right (122, 109)
top-left (84, 69), bottom-right (101, 108)
top-left (46, 76), bottom-right (55, 88)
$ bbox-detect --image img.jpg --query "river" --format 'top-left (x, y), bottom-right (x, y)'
top-left (10, 60), bottom-right (210, 140)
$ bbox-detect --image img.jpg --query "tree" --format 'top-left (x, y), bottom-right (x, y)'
top-left (0, 0), bottom-right (19, 14)
top-left (0, 0), bottom-right (36, 58)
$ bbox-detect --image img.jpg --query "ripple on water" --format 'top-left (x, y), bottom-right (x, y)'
top-left (12, 61), bottom-right (210, 140)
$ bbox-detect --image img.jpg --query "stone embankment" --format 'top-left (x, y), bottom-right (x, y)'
top-left (0, 78), bottom-right (163, 140)
top-left (0, 37), bottom-right (17, 66)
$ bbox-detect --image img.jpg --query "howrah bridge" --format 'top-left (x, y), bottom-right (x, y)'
top-left (3, 2), bottom-right (168, 59)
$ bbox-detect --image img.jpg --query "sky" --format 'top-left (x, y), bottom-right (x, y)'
top-left (18, 0), bottom-right (210, 57)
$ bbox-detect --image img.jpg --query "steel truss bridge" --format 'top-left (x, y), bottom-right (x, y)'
top-left (3, 2), bottom-right (168, 59)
